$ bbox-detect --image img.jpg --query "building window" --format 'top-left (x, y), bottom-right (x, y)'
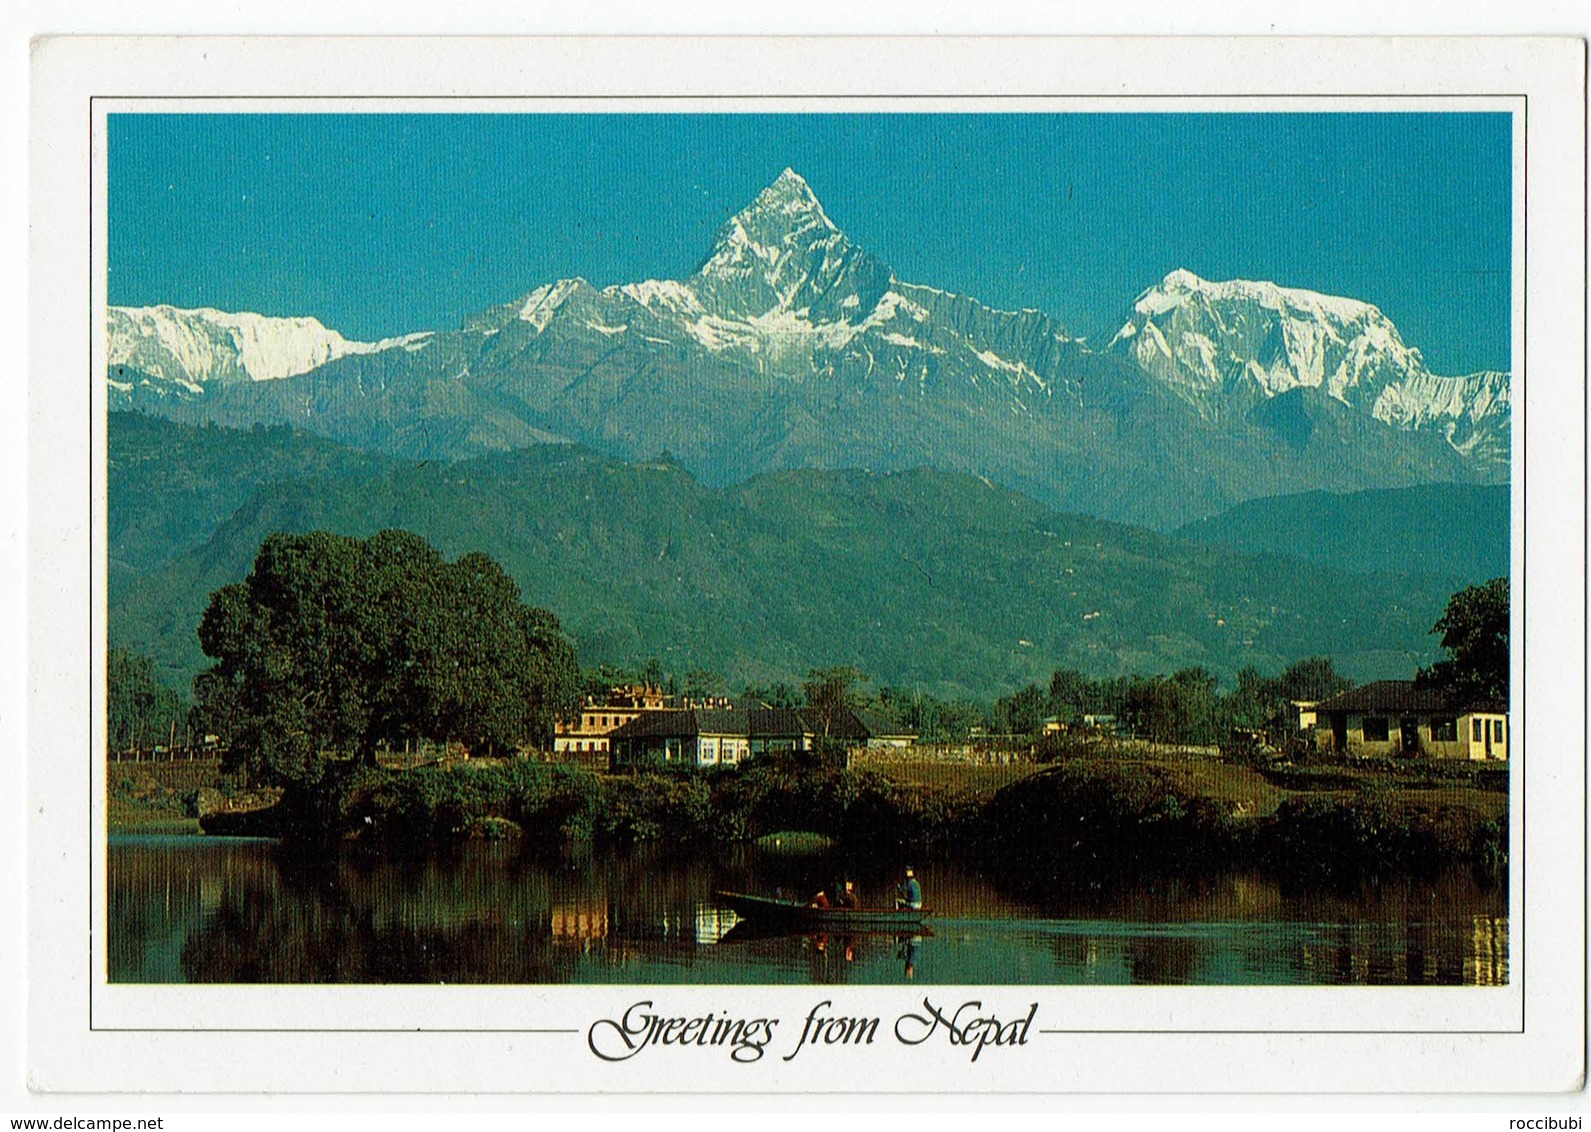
top-left (1472, 718), bottom-right (1484, 742)
top-left (1431, 718), bottom-right (1457, 742)
top-left (1361, 716), bottom-right (1389, 742)
top-left (1493, 719), bottom-right (1505, 744)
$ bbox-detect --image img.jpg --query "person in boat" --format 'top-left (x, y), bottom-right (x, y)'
top-left (835, 879), bottom-right (859, 909)
top-left (808, 888), bottom-right (832, 909)
top-left (896, 866), bottom-right (923, 910)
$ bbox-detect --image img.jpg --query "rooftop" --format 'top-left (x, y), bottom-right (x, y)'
top-left (1313, 679), bottom-right (1505, 715)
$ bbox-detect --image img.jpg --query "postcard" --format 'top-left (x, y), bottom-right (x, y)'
top-left (25, 35), bottom-right (1586, 1095)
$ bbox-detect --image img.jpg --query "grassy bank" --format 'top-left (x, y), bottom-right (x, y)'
top-left (979, 753), bottom-right (1508, 883)
top-left (227, 750), bottom-right (1505, 878)
top-left (108, 761), bottom-right (281, 835)
top-left (117, 746), bottom-right (1507, 878)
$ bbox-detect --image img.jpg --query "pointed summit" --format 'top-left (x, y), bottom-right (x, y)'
top-left (751, 167), bottom-right (830, 219)
top-left (701, 168), bottom-right (840, 271)
top-left (691, 169), bottom-right (891, 319)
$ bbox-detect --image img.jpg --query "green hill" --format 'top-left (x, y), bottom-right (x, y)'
top-left (108, 411), bottom-right (396, 586)
top-left (109, 415), bottom-right (1468, 700)
top-left (1173, 483), bottom-right (1510, 580)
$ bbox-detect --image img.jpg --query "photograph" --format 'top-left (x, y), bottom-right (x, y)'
top-left (102, 108), bottom-right (1515, 991)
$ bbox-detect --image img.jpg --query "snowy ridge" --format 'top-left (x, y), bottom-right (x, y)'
top-left (1372, 370), bottom-right (1510, 431)
top-left (1105, 269), bottom-right (1509, 456)
top-left (517, 280), bottom-right (585, 332)
top-left (107, 172), bottom-right (1508, 478)
top-left (1107, 269), bottom-right (1422, 403)
top-left (613, 278), bottom-right (705, 316)
top-left (108, 305), bottom-right (429, 389)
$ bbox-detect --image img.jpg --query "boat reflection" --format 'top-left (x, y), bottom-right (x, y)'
top-left (717, 919), bottom-right (932, 979)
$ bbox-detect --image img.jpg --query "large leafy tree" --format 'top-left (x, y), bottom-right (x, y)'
top-left (194, 530), bottom-right (581, 786)
top-left (1418, 577), bottom-right (1509, 702)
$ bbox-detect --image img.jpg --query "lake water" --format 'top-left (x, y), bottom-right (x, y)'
top-left (108, 836), bottom-right (1508, 986)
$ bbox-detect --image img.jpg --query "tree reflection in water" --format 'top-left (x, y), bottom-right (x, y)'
top-left (108, 836), bottom-right (1509, 986)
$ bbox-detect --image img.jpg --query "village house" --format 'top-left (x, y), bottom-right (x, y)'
top-left (607, 703), bottom-right (922, 771)
top-left (827, 706), bottom-right (920, 749)
top-left (1310, 680), bottom-right (1508, 760)
top-left (552, 684), bottom-right (669, 766)
top-left (747, 707), bottom-right (815, 757)
top-left (608, 709), bottom-right (752, 770)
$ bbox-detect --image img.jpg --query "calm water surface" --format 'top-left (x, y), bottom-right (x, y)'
top-left (108, 836), bottom-right (1507, 986)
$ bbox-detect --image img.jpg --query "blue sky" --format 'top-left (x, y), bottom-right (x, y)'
top-left (109, 112), bottom-right (1513, 374)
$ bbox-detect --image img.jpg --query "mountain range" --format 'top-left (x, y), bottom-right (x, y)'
top-left (108, 169), bottom-right (1510, 530)
top-left (109, 412), bottom-right (1492, 700)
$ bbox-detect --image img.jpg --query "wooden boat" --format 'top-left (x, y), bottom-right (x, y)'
top-left (713, 890), bottom-right (931, 929)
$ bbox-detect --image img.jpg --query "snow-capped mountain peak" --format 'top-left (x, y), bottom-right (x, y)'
top-left (691, 169), bottom-right (890, 321)
top-left (1111, 268), bottom-right (1425, 404)
top-left (107, 305), bottom-right (430, 393)
top-left (1104, 268), bottom-right (1508, 462)
top-left (106, 182), bottom-right (1510, 517)
top-left (1133, 268), bottom-right (1387, 330)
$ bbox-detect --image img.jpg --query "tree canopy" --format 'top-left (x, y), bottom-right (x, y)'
top-left (194, 530), bottom-right (581, 786)
top-left (1418, 577), bottom-right (1509, 703)
top-left (802, 665), bottom-right (867, 738)
top-left (107, 647), bottom-right (188, 753)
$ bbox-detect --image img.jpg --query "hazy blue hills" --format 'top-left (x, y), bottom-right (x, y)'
top-left (110, 413), bottom-right (1469, 701)
top-left (1174, 484), bottom-right (1509, 581)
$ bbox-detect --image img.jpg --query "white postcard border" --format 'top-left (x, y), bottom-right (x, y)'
top-left (28, 35), bottom-right (1587, 1094)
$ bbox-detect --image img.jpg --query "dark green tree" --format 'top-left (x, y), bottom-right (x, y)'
top-left (994, 682), bottom-right (1047, 736)
top-left (743, 681), bottom-right (801, 709)
top-left (1276, 656), bottom-right (1354, 703)
top-left (194, 530), bottom-right (581, 786)
top-left (1224, 665), bottom-right (1275, 730)
top-left (802, 665), bottom-right (866, 738)
top-left (106, 647), bottom-right (188, 753)
top-left (1222, 657), bottom-right (1351, 733)
top-left (1124, 668), bottom-right (1221, 745)
top-left (683, 667), bottom-right (728, 702)
top-left (1418, 577), bottom-right (1509, 702)
top-left (1046, 668), bottom-right (1092, 723)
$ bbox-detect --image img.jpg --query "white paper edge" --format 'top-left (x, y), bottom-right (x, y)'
top-left (20, 34), bottom-right (1588, 1098)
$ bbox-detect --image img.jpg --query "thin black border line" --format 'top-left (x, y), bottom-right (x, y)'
top-left (92, 1028), bottom-right (580, 1034)
top-left (1519, 85), bottom-right (1528, 1038)
top-left (82, 1026), bottom-right (1520, 1035)
top-left (86, 93), bottom-right (1532, 1039)
top-left (88, 93), bottom-right (95, 1034)
top-left (1582, 39), bottom-right (1590, 1084)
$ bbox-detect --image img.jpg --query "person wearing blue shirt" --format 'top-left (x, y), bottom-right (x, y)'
top-left (896, 866), bottom-right (923, 910)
